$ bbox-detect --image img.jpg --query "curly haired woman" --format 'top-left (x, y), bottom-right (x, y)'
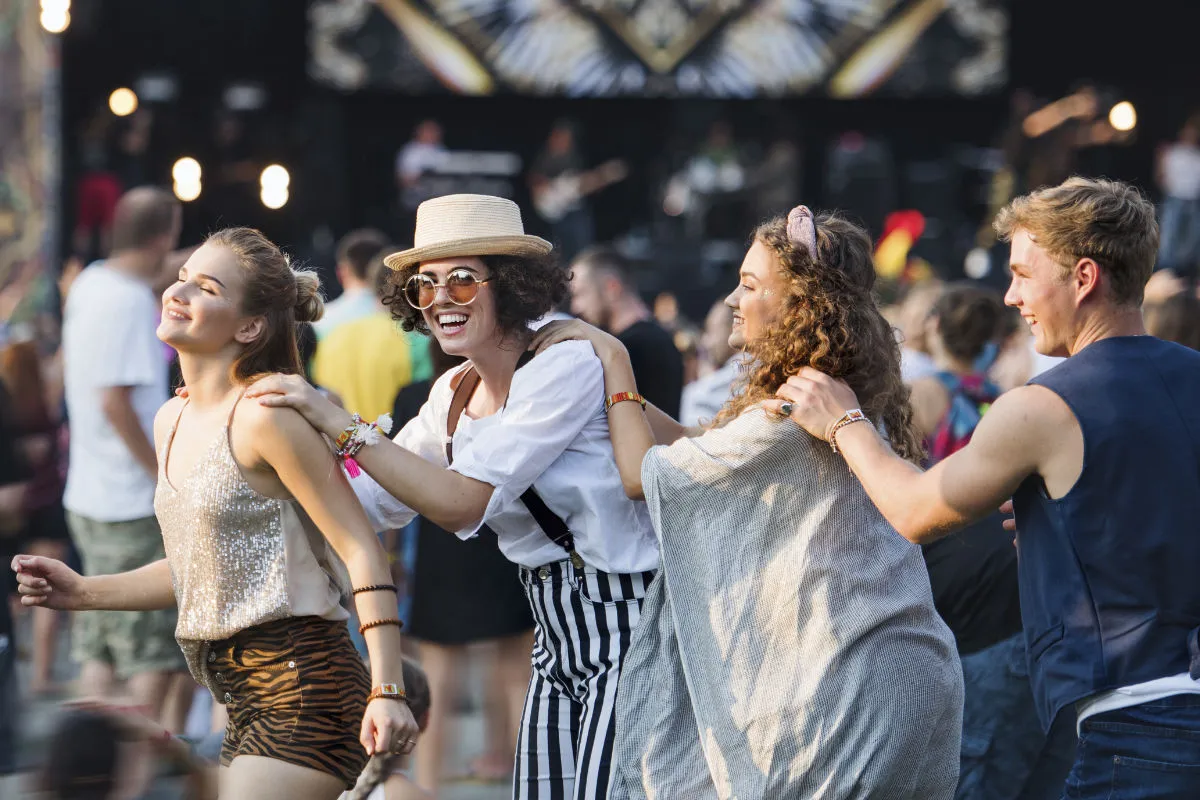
top-left (236, 195), bottom-right (658, 800)
top-left (533, 206), bottom-right (963, 799)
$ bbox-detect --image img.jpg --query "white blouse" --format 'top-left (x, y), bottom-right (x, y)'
top-left (348, 340), bottom-right (660, 574)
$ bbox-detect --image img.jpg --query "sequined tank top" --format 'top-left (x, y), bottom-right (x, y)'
top-left (154, 398), bottom-right (347, 693)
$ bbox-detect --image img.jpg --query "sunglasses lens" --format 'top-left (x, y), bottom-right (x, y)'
top-left (446, 272), bottom-right (479, 305)
top-left (405, 276), bottom-right (434, 309)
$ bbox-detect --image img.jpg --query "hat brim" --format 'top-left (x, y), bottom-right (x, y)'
top-left (383, 235), bottom-right (553, 272)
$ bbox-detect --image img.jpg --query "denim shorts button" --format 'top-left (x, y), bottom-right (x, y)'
top-left (537, 567), bottom-right (550, 581)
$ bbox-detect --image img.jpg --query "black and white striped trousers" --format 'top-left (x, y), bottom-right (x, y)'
top-left (513, 559), bottom-right (655, 800)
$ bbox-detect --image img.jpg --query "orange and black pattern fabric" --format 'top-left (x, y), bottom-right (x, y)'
top-left (208, 616), bottom-right (371, 788)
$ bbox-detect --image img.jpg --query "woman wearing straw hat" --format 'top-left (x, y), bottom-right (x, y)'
top-left (242, 194), bottom-right (660, 800)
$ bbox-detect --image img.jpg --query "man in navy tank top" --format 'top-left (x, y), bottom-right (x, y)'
top-left (775, 176), bottom-right (1200, 799)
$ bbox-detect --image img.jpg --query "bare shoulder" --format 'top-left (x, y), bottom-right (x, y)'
top-left (230, 400), bottom-right (328, 468)
top-left (977, 384), bottom-right (1079, 450)
top-left (153, 396), bottom-right (186, 448)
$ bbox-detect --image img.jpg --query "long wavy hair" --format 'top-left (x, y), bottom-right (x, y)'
top-left (715, 211), bottom-right (923, 463)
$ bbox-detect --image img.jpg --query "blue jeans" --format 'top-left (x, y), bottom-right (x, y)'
top-left (957, 634), bottom-right (1076, 800)
top-left (1064, 693), bottom-right (1200, 799)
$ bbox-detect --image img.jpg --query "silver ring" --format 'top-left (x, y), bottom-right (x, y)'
top-left (779, 401), bottom-right (794, 417)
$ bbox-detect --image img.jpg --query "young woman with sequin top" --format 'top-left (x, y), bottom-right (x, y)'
top-left (13, 227), bottom-right (418, 800)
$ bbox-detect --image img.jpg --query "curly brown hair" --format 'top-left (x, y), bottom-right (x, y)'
top-left (715, 211), bottom-right (924, 463)
top-left (382, 252), bottom-right (568, 339)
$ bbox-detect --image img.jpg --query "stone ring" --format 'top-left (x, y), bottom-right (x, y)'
top-left (779, 401), bottom-right (795, 417)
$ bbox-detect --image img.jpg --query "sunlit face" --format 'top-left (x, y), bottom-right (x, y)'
top-left (725, 240), bottom-right (786, 350)
top-left (569, 262), bottom-right (609, 329)
top-left (1003, 230), bottom-right (1080, 357)
top-left (418, 257), bottom-right (498, 358)
top-left (158, 242), bottom-right (257, 355)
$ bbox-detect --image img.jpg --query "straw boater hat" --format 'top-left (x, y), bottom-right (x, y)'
top-left (383, 194), bottom-right (552, 271)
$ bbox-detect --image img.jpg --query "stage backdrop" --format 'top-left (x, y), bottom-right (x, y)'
top-left (309, 0), bottom-right (1007, 98)
top-left (0, 0), bottom-right (59, 302)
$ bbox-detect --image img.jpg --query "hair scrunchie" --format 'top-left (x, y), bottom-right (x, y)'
top-left (786, 204), bottom-right (818, 260)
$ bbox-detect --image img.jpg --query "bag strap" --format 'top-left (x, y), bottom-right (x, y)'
top-left (443, 353), bottom-right (577, 560)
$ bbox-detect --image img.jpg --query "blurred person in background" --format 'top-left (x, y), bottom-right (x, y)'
top-left (59, 187), bottom-right (190, 728)
top-left (570, 247), bottom-right (684, 417)
top-left (35, 703), bottom-right (218, 800)
top-left (0, 378), bottom-right (29, 786)
top-left (315, 229), bottom-right (392, 341)
top-left (529, 120), bottom-right (595, 264)
top-left (390, 339), bottom-right (532, 794)
top-left (396, 120), bottom-right (447, 216)
top-left (1144, 291), bottom-right (1200, 351)
top-left (679, 299), bottom-right (740, 426)
top-left (893, 279), bottom-right (943, 383)
top-left (314, 252), bottom-right (432, 422)
top-left (0, 339), bottom-right (69, 697)
top-left (1156, 112), bottom-right (1200, 276)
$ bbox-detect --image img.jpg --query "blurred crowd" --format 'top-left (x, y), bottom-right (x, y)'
top-left (2, 99), bottom-right (1200, 800)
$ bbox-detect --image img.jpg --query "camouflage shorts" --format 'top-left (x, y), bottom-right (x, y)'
top-left (66, 512), bottom-right (186, 679)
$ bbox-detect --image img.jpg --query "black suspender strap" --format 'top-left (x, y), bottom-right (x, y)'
top-left (444, 355), bottom-right (581, 565)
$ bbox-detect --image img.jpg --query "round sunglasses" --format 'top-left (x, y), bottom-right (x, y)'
top-left (404, 269), bottom-right (493, 310)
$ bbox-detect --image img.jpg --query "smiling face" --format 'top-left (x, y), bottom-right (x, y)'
top-left (1003, 229), bottom-right (1082, 357)
top-left (725, 239), bottom-right (787, 350)
top-left (158, 242), bottom-right (262, 355)
top-left (416, 257), bottom-right (498, 358)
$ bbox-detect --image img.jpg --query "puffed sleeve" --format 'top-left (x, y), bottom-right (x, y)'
top-left (448, 341), bottom-right (604, 538)
top-left (345, 368), bottom-right (458, 532)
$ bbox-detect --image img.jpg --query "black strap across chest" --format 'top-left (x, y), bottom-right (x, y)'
top-left (445, 352), bottom-right (577, 559)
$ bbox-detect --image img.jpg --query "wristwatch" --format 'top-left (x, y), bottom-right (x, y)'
top-left (368, 683), bottom-right (409, 704)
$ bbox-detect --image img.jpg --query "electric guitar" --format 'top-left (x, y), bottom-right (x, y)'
top-left (533, 159), bottom-right (628, 222)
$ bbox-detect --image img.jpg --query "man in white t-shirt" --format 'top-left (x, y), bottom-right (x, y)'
top-left (62, 187), bottom-right (188, 722)
top-left (1157, 113), bottom-right (1200, 274)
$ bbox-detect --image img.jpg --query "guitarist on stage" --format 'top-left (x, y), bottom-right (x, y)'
top-left (529, 120), bottom-right (625, 264)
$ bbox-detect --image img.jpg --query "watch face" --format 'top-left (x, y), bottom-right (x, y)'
top-left (309, 0), bottom-right (1007, 97)
top-left (379, 683), bottom-right (400, 695)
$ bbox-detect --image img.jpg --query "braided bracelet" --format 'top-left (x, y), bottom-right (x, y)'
top-left (358, 618), bottom-right (404, 635)
top-left (352, 584), bottom-right (398, 596)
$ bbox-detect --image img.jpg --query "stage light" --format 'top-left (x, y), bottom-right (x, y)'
top-left (260, 165), bottom-right (290, 209)
top-left (261, 186), bottom-right (289, 210)
top-left (260, 165), bottom-right (290, 189)
top-left (172, 157), bottom-right (202, 184)
top-left (39, 9), bottom-right (70, 33)
top-left (173, 180), bottom-right (202, 203)
top-left (108, 88), bottom-right (138, 117)
top-left (1109, 101), bottom-right (1137, 132)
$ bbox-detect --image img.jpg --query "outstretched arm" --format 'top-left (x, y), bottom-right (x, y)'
top-left (241, 377), bottom-right (494, 533)
top-left (771, 370), bottom-right (1064, 544)
top-left (14, 555), bottom-right (175, 611)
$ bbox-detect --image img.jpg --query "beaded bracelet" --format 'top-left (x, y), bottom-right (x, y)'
top-left (827, 409), bottom-right (869, 454)
top-left (352, 584), bottom-right (398, 596)
top-left (359, 618), bottom-right (404, 635)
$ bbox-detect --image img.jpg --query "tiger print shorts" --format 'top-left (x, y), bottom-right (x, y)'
top-left (208, 616), bottom-right (371, 788)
